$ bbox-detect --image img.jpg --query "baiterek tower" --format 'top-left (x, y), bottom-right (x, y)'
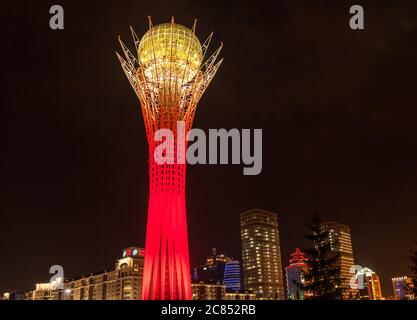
top-left (117, 17), bottom-right (223, 300)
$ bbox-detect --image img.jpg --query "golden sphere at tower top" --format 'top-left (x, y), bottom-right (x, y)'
top-left (138, 23), bottom-right (203, 83)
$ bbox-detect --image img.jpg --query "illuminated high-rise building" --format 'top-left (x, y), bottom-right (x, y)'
top-left (193, 249), bottom-right (242, 292)
top-left (392, 276), bottom-right (415, 300)
top-left (240, 209), bottom-right (285, 300)
top-left (320, 221), bottom-right (358, 300)
top-left (117, 18), bottom-right (223, 300)
top-left (357, 267), bottom-right (383, 300)
top-left (223, 260), bottom-right (242, 292)
top-left (285, 248), bottom-right (310, 300)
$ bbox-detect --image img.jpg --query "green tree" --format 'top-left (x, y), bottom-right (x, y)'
top-left (302, 212), bottom-right (343, 300)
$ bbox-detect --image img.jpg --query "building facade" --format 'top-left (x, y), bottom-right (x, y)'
top-left (357, 267), bottom-right (383, 300)
top-left (26, 247), bottom-right (144, 301)
top-left (225, 291), bottom-right (257, 300)
top-left (193, 249), bottom-right (229, 285)
top-left (392, 276), bottom-right (415, 300)
top-left (193, 249), bottom-right (242, 292)
top-left (240, 209), bottom-right (285, 300)
top-left (285, 248), bottom-right (310, 300)
top-left (223, 260), bottom-right (242, 292)
top-left (320, 221), bottom-right (358, 300)
top-left (192, 282), bottom-right (226, 300)
top-left (26, 283), bottom-right (61, 301)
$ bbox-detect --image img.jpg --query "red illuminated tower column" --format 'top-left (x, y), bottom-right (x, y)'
top-left (143, 134), bottom-right (190, 300)
top-left (117, 18), bottom-right (223, 300)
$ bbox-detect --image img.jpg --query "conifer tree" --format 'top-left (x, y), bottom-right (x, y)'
top-left (303, 212), bottom-right (342, 300)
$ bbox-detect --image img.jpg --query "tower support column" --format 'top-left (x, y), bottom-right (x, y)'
top-left (142, 141), bottom-right (191, 300)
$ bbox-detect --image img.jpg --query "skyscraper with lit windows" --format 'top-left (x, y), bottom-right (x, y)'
top-left (240, 209), bottom-right (285, 300)
top-left (320, 221), bottom-right (358, 300)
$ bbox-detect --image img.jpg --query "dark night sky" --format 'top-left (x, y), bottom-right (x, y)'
top-left (1, 0), bottom-right (417, 297)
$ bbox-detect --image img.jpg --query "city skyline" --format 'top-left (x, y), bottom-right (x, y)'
top-left (5, 209), bottom-right (414, 300)
top-left (1, 0), bottom-right (417, 301)
top-left (13, 241), bottom-right (415, 300)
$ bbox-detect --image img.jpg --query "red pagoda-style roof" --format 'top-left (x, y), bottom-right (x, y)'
top-left (285, 248), bottom-right (309, 270)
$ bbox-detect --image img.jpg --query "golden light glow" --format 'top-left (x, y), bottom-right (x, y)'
top-left (118, 18), bottom-right (223, 135)
top-left (138, 23), bottom-right (203, 84)
top-left (118, 18), bottom-right (223, 300)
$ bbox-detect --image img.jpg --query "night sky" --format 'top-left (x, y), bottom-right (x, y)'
top-left (1, 0), bottom-right (417, 298)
